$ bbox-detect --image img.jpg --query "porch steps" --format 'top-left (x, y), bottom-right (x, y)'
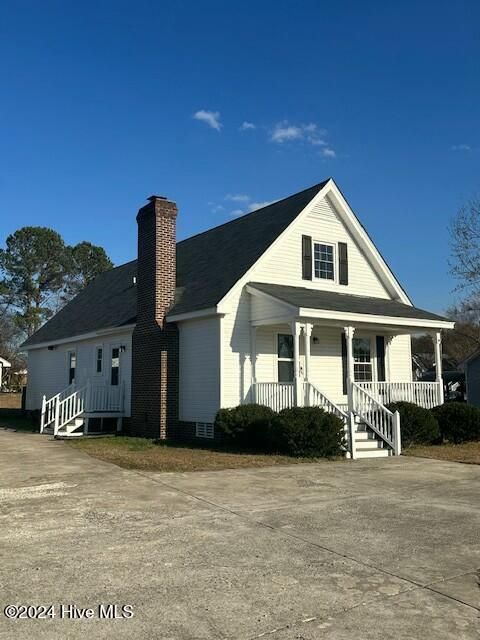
top-left (353, 426), bottom-right (390, 459)
top-left (43, 417), bottom-right (84, 437)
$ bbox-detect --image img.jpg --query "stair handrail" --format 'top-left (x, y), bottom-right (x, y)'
top-left (351, 381), bottom-right (401, 454)
top-left (304, 381), bottom-right (355, 458)
top-left (55, 385), bottom-right (88, 436)
top-left (303, 381), bottom-right (348, 420)
top-left (40, 392), bottom-right (61, 433)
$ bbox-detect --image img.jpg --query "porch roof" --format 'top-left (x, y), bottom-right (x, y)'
top-left (248, 282), bottom-right (453, 329)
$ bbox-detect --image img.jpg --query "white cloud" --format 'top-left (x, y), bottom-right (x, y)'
top-left (229, 199), bottom-right (276, 217)
top-left (247, 201), bottom-right (275, 212)
top-left (240, 121), bottom-right (256, 130)
top-left (271, 123), bottom-right (304, 143)
top-left (451, 144), bottom-right (471, 151)
top-left (270, 121), bottom-right (329, 148)
top-left (320, 147), bottom-right (336, 158)
top-left (225, 193), bottom-right (250, 202)
top-left (211, 204), bottom-right (224, 213)
top-left (193, 109), bottom-right (222, 131)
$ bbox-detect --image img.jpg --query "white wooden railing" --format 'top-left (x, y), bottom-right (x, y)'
top-left (253, 382), bottom-right (295, 412)
top-left (56, 385), bottom-right (88, 435)
top-left (303, 381), bottom-right (348, 422)
top-left (88, 384), bottom-right (124, 412)
top-left (352, 382), bottom-right (401, 455)
top-left (304, 381), bottom-right (355, 459)
top-left (40, 381), bottom-right (125, 435)
top-left (357, 381), bottom-right (441, 410)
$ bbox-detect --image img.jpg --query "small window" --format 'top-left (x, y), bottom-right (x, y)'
top-left (353, 338), bottom-right (372, 382)
top-left (196, 422), bottom-right (214, 438)
top-left (95, 347), bottom-right (103, 374)
top-left (111, 347), bottom-right (120, 386)
top-left (314, 242), bottom-right (335, 280)
top-left (67, 351), bottom-right (76, 385)
top-left (277, 334), bottom-right (294, 383)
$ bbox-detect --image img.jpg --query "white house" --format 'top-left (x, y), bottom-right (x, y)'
top-left (23, 179), bottom-right (454, 458)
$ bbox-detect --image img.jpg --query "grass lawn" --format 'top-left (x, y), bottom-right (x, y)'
top-left (405, 441), bottom-right (480, 465)
top-left (0, 414), bottom-right (38, 432)
top-left (67, 436), bottom-right (326, 472)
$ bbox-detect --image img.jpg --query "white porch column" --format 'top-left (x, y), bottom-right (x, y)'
top-left (250, 325), bottom-right (257, 403)
top-left (433, 331), bottom-right (444, 405)
top-left (344, 326), bottom-right (355, 412)
top-left (303, 323), bottom-right (313, 382)
top-left (292, 321), bottom-right (302, 407)
top-left (303, 323), bottom-right (313, 407)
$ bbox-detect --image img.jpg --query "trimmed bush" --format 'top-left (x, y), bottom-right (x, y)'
top-left (432, 402), bottom-right (480, 444)
top-left (385, 401), bottom-right (439, 446)
top-left (214, 404), bottom-right (276, 448)
top-left (271, 406), bottom-right (345, 457)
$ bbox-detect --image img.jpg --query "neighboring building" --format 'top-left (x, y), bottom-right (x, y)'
top-left (0, 357), bottom-right (11, 390)
top-left (22, 179), bottom-right (454, 458)
top-left (462, 350), bottom-right (480, 406)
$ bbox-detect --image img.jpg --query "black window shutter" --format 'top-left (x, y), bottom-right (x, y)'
top-left (338, 242), bottom-right (348, 285)
top-left (376, 335), bottom-right (386, 382)
top-left (302, 235), bottom-right (312, 280)
top-left (341, 332), bottom-right (347, 394)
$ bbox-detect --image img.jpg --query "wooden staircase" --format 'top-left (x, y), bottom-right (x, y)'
top-left (40, 381), bottom-right (125, 438)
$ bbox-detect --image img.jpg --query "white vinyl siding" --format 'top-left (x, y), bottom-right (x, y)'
top-left (386, 334), bottom-right (413, 383)
top-left (25, 330), bottom-right (133, 414)
top-left (221, 289), bottom-right (253, 408)
top-left (249, 194), bottom-right (390, 298)
top-left (178, 316), bottom-right (220, 423)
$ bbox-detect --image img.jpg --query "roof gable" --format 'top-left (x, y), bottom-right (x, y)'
top-left (217, 179), bottom-right (411, 311)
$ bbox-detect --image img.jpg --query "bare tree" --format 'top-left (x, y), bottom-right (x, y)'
top-left (450, 197), bottom-right (480, 293)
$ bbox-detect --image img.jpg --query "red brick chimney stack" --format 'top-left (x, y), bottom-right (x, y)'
top-left (131, 195), bottom-right (179, 438)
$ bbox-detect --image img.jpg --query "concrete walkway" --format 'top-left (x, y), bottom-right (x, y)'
top-left (0, 429), bottom-right (478, 639)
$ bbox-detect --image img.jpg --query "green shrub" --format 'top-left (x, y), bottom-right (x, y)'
top-left (432, 402), bottom-right (480, 444)
top-left (214, 404), bottom-right (276, 448)
top-left (385, 401), bottom-right (439, 446)
top-left (271, 406), bottom-right (345, 457)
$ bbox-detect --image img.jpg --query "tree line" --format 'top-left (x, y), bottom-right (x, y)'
top-left (0, 227), bottom-right (113, 373)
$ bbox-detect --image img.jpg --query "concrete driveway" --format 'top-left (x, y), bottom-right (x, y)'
top-left (0, 430), bottom-right (478, 639)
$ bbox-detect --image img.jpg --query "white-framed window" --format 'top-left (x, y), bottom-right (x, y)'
top-left (196, 422), bottom-right (214, 439)
top-left (67, 350), bottom-right (76, 385)
top-left (353, 337), bottom-right (373, 382)
top-left (95, 345), bottom-right (103, 375)
top-left (277, 334), bottom-right (294, 383)
top-left (313, 242), bottom-right (335, 280)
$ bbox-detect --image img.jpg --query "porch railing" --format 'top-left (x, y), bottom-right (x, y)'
top-left (352, 382), bottom-right (401, 454)
top-left (253, 382), bottom-right (294, 412)
top-left (41, 381), bottom-right (126, 434)
top-left (357, 381), bottom-right (441, 409)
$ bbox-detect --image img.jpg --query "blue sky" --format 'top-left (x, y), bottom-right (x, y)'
top-left (1, 0), bottom-right (478, 313)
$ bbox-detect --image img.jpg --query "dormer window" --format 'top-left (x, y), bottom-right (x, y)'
top-left (313, 242), bottom-right (335, 280)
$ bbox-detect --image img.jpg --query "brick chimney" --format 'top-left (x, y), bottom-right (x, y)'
top-left (131, 195), bottom-right (179, 438)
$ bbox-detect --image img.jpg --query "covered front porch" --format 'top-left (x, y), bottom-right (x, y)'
top-left (246, 282), bottom-right (454, 457)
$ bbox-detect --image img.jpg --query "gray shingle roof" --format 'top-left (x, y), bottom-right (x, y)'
top-left (249, 282), bottom-right (449, 322)
top-left (23, 181), bottom-right (328, 347)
